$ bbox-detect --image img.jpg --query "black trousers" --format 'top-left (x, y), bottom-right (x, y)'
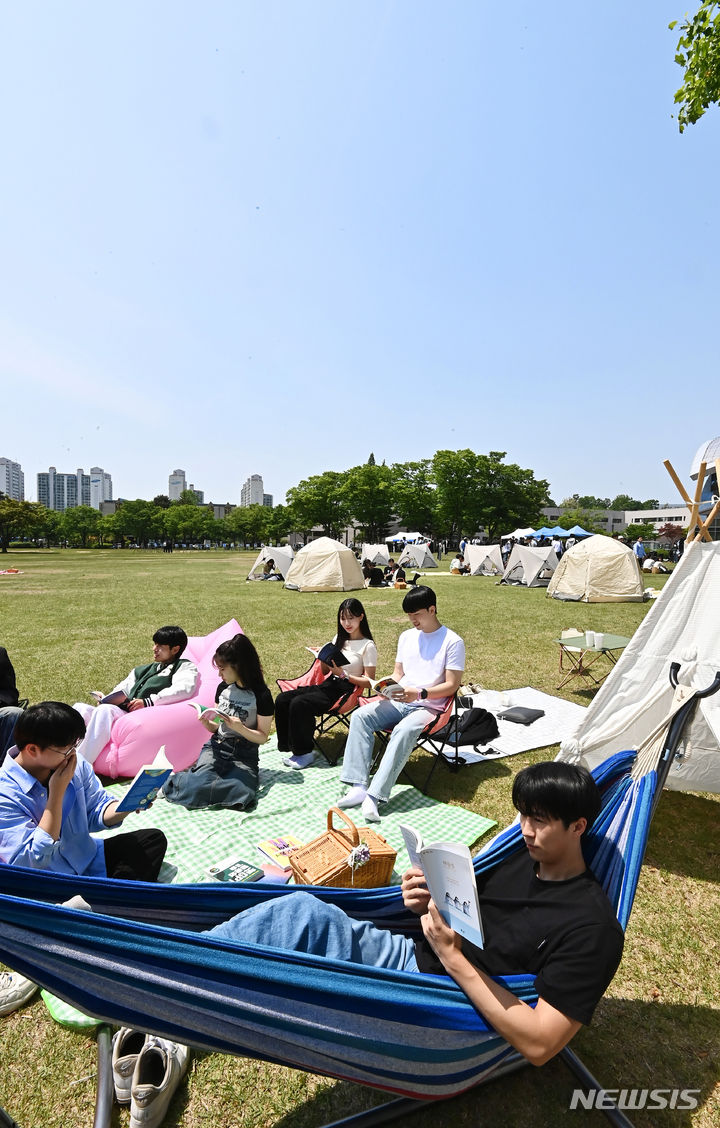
top-left (103, 828), bottom-right (167, 882)
top-left (275, 680), bottom-right (350, 755)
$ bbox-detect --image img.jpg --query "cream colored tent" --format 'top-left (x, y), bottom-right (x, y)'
top-left (561, 539), bottom-right (720, 794)
top-left (284, 537), bottom-right (364, 592)
top-left (546, 535), bottom-right (644, 603)
top-left (361, 543), bottom-right (390, 566)
top-left (464, 544), bottom-right (504, 576)
top-left (247, 545), bottom-right (294, 580)
top-left (501, 544), bottom-right (557, 587)
top-left (397, 543), bottom-right (438, 570)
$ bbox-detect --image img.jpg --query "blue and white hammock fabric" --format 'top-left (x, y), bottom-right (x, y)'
top-left (0, 751), bottom-right (652, 1100)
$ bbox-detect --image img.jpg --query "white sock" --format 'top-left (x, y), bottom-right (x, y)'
top-left (361, 795), bottom-right (381, 822)
top-left (337, 786), bottom-right (367, 809)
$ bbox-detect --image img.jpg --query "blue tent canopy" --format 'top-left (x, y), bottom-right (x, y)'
top-left (567, 525), bottom-right (592, 537)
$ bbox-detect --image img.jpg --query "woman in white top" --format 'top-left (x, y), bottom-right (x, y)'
top-left (278, 598), bottom-right (377, 770)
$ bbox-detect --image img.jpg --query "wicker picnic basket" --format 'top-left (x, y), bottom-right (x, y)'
top-left (288, 807), bottom-right (397, 888)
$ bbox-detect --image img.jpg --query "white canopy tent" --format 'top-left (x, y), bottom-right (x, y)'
top-left (386, 532), bottom-right (427, 544)
top-left (501, 545), bottom-right (558, 587)
top-left (546, 535), bottom-right (644, 603)
top-left (284, 537), bottom-right (364, 592)
top-left (501, 527), bottom-right (537, 541)
top-left (397, 543), bottom-right (438, 570)
top-left (464, 544), bottom-right (504, 576)
top-left (361, 543), bottom-right (390, 566)
top-left (561, 539), bottom-right (720, 794)
top-left (247, 545), bottom-right (295, 580)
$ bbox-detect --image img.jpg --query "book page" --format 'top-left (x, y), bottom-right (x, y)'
top-left (421, 841), bottom-right (484, 949)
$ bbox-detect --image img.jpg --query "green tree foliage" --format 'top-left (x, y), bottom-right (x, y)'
top-left (609, 494), bottom-right (641, 510)
top-left (152, 494), bottom-right (172, 509)
top-left (286, 472), bottom-right (350, 539)
top-left (627, 522), bottom-right (656, 541)
top-left (431, 449), bottom-right (487, 543)
top-left (0, 497), bottom-right (45, 552)
top-left (391, 460), bottom-right (436, 534)
top-left (367, 452), bottom-right (376, 466)
top-left (265, 503), bottom-right (293, 545)
top-left (560, 495), bottom-right (611, 508)
top-left (341, 463), bottom-right (395, 542)
top-left (60, 505), bottom-right (101, 548)
top-left (112, 500), bottom-right (164, 547)
top-left (670, 2), bottom-right (720, 130)
top-left (177, 489), bottom-right (199, 506)
top-left (224, 505), bottom-right (270, 547)
top-left (553, 507), bottom-right (607, 535)
top-left (478, 452), bottom-right (550, 542)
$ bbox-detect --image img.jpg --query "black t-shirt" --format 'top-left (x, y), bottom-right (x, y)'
top-left (414, 850), bottom-right (624, 1025)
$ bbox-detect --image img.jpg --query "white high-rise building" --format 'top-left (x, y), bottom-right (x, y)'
top-left (169, 469), bottom-right (186, 500)
top-left (0, 457), bottom-right (24, 501)
top-left (89, 467), bottom-right (113, 509)
top-left (37, 467), bottom-right (93, 511)
top-left (241, 474), bottom-right (271, 507)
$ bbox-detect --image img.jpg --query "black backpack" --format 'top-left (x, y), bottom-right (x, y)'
top-left (433, 707), bottom-right (500, 747)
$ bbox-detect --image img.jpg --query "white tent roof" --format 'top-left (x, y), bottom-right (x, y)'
top-left (464, 544), bottom-right (504, 576)
top-left (361, 543), bottom-right (390, 565)
top-left (501, 527), bottom-right (537, 540)
top-left (501, 544), bottom-right (558, 587)
top-left (284, 537), bottom-right (365, 592)
top-left (248, 545), bottom-right (294, 579)
top-left (561, 540), bottom-right (720, 794)
top-left (546, 535), bottom-right (644, 603)
top-left (397, 543), bottom-right (438, 569)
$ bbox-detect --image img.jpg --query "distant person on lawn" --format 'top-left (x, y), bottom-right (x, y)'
top-left (73, 626), bottom-right (199, 763)
top-left (0, 702), bottom-right (166, 879)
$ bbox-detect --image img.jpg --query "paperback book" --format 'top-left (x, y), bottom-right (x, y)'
top-left (400, 824), bottom-right (484, 949)
top-left (115, 746), bottom-right (174, 814)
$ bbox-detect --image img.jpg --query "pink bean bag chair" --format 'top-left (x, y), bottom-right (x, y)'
top-left (92, 619), bottom-right (243, 778)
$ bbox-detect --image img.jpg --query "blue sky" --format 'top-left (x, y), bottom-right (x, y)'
top-left (2, 1), bottom-right (717, 508)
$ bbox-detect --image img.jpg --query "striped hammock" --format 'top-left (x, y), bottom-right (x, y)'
top-left (0, 751), bottom-right (652, 1100)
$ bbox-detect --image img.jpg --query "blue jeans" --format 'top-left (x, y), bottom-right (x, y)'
top-left (205, 890), bottom-right (418, 971)
top-left (340, 698), bottom-right (435, 803)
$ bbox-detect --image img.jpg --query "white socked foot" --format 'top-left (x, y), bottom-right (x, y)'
top-left (283, 752), bottom-right (316, 770)
top-left (361, 795), bottom-right (381, 823)
top-left (337, 786), bottom-right (367, 810)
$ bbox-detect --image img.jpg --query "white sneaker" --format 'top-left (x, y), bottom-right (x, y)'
top-left (112, 1027), bottom-right (148, 1104)
top-left (0, 970), bottom-right (38, 1016)
top-left (130, 1038), bottom-right (190, 1128)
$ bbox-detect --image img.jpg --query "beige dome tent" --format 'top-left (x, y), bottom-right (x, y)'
top-left (464, 544), bottom-right (503, 576)
top-left (284, 537), bottom-right (364, 592)
top-left (547, 535), bottom-right (644, 603)
top-left (561, 539), bottom-right (720, 794)
top-left (397, 543), bottom-right (437, 570)
top-left (361, 543), bottom-right (390, 566)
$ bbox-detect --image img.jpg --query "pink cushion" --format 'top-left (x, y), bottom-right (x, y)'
top-left (93, 619), bottom-right (243, 778)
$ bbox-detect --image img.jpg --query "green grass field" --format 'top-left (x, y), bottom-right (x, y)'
top-left (0, 549), bottom-right (718, 1128)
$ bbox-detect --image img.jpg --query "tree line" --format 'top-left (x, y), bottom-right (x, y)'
top-left (0, 449), bottom-right (551, 552)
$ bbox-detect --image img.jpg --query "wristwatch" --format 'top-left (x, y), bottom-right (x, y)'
top-left (419, 688), bottom-right (428, 700)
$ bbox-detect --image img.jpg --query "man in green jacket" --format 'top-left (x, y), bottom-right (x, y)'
top-left (73, 626), bottom-right (199, 763)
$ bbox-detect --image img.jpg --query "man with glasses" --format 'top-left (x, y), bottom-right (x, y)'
top-left (0, 701), bottom-right (166, 881)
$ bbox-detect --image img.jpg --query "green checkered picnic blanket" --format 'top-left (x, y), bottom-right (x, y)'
top-left (101, 737), bottom-right (496, 884)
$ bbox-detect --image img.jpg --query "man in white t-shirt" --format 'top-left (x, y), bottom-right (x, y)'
top-left (338, 586), bottom-right (465, 822)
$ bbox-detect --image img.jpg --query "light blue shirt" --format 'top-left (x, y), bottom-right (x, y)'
top-left (0, 747), bottom-right (115, 876)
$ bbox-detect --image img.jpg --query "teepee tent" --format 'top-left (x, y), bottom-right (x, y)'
top-left (561, 539), bottom-right (720, 794)
top-left (361, 543), bottom-right (390, 566)
top-left (546, 535), bottom-right (644, 603)
top-left (501, 545), bottom-right (557, 587)
top-left (464, 544), bottom-right (504, 576)
top-left (284, 537), bottom-right (364, 592)
top-left (397, 542), bottom-right (438, 570)
top-left (247, 545), bottom-right (294, 580)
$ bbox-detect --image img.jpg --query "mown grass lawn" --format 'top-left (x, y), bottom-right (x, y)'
top-left (0, 549), bottom-right (718, 1128)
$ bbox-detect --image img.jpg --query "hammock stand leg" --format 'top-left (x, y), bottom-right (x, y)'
top-left (0, 1106), bottom-right (21, 1128)
top-left (559, 1046), bottom-right (635, 1128)
top-left (93, 1024), bottom-right (113, 1128)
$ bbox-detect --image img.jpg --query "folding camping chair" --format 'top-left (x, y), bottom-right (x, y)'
top-left (359, 693), bottom-right (462, 794)
top-left (276, 660), bottom-right (365, 766)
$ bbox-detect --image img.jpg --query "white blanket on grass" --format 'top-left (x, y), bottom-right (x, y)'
top-left (455, 687), bottom-right (587, 762)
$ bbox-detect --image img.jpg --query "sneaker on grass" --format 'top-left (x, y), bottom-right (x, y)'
top-left (130, 1037), bottom-right (190, 1128)
top-left (0, 970), bottom-right (39, 1016)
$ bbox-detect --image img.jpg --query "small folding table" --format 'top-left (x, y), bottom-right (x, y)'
top-left (555, 632), bottom-right (631, 691)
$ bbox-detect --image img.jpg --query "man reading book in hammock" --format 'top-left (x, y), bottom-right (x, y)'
top-left (203, 761), bottom-right (624, 1067)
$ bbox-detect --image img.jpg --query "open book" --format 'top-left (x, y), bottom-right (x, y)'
top-left (90, 689), bottom-right (131, 710)
top-left (368, 675), bottom-right (404, 700)
top-left (256, 835), bottom-right (304, 870)
top-left (306, 643), bottom-right (349, 667)
top-left (400, 824), bottom-right (484, 949)
top-left (186, 702), bottom-right (232, 722)
top-left (115, 746), bottom-right (174, 814)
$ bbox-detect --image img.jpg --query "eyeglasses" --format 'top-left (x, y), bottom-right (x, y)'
top-left (46, 739), bottom-right (81, 758)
